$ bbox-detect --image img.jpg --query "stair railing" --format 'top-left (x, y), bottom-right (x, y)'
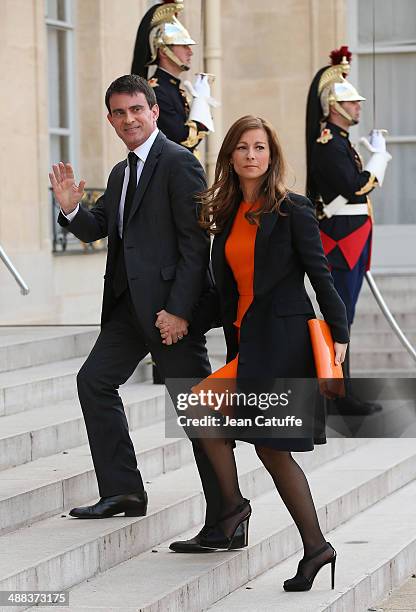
top-left (0, 244), bottom-right (30, 295)
top-left (365, 271), bottom-right (416, 362)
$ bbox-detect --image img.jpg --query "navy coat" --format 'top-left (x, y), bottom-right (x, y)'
top-left (210, 193), bottom-right (349, 380)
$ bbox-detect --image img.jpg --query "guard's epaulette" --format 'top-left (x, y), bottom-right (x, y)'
top-left (148, 77), bottom-right (159, 88)
top-left (316, 127), bottom-right (333, 144)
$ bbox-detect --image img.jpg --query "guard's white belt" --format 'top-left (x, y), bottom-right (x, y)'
top-left (332, 204), bottom-right (368, 216)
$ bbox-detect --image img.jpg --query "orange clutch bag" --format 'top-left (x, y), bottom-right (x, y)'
top-left (307, 318), bottom-right (344, 379)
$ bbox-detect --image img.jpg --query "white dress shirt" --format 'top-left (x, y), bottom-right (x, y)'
top-left (62, 128), bottom-right (159, 238)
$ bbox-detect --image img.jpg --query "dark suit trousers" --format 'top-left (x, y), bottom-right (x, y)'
top-left (76, 290), bottom-right (223, 524)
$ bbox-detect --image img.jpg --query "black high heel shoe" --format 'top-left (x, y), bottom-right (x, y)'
top-left (199, 498), bottom-right (251, 550)
top-left (283, 542), bottom-right (336, 591)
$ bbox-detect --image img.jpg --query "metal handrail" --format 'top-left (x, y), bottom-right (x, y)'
top-left (0, 244), bottom-right (29, 295)
top-left (365, 271), bottom-right (416, 362)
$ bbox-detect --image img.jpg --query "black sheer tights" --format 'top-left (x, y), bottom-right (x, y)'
top-left (196, 436), bottom-right (332, 577)
top-left (194, 437), bottom-right (248, 534)
top-left (255, 446), bottom-right (333, 577)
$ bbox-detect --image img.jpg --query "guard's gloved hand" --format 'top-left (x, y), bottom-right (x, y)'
top-left (360, 129), bottom-right (392, 186)
top-left (360, 129), bottom-right (388, 153)
top-left (369, 129), bottom-right (387, 152)
top-left (183, 74), bottom-right (220, 133)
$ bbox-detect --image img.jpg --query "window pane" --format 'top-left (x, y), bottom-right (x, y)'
top-left (50, 134), bottom-right (70, 165)
top-left (365, 143), bottom-right (416, 224)
top-left (358, 53), bottom-right (416, 136)
top-left (46, 0), bottom-right (67, 21)
top-left (47, 27), bottom-right (68, 128)
top-left (358, 0), bottom-right (416, 45)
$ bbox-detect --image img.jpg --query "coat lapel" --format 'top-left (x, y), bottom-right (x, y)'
top-left (253, 211), bottom-right (279, 293)
top-left (125, 132), bottom-right (166, 228)
top-left (212, 204), bottom-right (239, 292)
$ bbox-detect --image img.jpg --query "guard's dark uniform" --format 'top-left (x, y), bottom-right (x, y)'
top-left (311, 122), bottom-right (377, 324)
top-left (149, 67), bottom-right (207, 152)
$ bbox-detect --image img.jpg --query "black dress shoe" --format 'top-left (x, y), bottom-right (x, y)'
top-left (69, 491), bottom-right (148, 519)
top-left (329, 396), bottom-right (381, 416)
top-left (361, 399), bottom-right (382, 412)
top-left (169, 526), bottom-right (216, 553)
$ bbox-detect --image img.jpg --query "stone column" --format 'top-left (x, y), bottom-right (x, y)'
top-left (204, 0), bottom-right (222, 184)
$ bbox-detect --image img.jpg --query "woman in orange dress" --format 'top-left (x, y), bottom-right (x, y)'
top-left (160, 116), bottom-right (349, 592)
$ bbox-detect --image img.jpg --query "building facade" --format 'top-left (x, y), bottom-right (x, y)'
top-left (0, 0), bottom-right (413, 324)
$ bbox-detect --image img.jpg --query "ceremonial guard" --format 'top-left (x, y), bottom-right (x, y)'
top-left (131, 0), bottom-right (214, 153)
top-left (306, 46), bottom-right (392, 414)
top-left (132, 0), bottom-right (216, 384)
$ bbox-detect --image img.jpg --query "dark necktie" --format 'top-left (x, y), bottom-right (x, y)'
top-left (123, 151), bottom-right (138, 234)
top-left (112, 152), bottom-right (138, 298)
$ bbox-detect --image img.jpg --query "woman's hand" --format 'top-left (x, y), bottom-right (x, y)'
top-left (317, 342), bottom-right (348, 399)
top-left (334, 342), bottom-right (348, 366)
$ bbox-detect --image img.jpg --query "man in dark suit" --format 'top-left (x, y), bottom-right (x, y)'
top-left (131, 1), bottom-right (212, 385)
top-left (48, 75), bottom-right (221, 534)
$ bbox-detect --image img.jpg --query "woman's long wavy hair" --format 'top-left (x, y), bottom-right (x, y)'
top-left (199, 115), bottom-right (289, 234)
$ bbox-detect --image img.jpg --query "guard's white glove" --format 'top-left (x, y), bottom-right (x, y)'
top-left (360, 129), bottom-right (388, 153)
top-left (370, 129), bottom-right (387, 152)
top-left (192, 73), bottom-right (211, 98)
top-left (360, 129), bottom-right (392, 186)
top-left (183, 74), bottom-right (220, 133)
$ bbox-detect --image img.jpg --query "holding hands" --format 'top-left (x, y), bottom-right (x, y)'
top-left (155, 309), bottom-right (188, 345)
top-left (49, 162), bottom-right (85, 215)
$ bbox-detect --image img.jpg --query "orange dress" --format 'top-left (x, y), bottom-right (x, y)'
top-left (204, 200), bottom-right (258, 382)
top-left (192, 201), bottom-right (318, 451)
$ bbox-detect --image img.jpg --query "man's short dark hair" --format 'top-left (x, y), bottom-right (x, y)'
top-left (105, 74), bottom-right (157, 113)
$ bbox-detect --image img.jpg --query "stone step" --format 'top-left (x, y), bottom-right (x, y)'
top-left (372, 573), bottom-right (416, 612)
top-left (355, 297), bottom-right (416, 315)
top-left (0, 417), bottom-right (196, 536)
top-left (0, 356), bottom-right (151, 417)
top-left (0, 438), bottom-right (366, 610)
top-left (356, 287), bottom-right (416, 309)
top-left (364, 272), bottom-right (416, 292)
top-left (349, 347), bottom-right (416, 371)
top-left (0, 415), bottom-right (366, 537)
top-left (350, 328), bottom-right (416, 349)
top-left (350, 311), bottom-right (416, 332)
top-left (0, 442), bottom-right (270, 606)
top-left (328, 399), bottom-right (416, 440)
top-left (23, 438), bottom-right (416, 612)
top-left (208, 480), bottom-right (416, 612)
top-left (351, 368), bottom-right (416, 378)
top-left (0, 327), bottom-right (99, 373)
top-left (0, 383), bottom-right (165, 471)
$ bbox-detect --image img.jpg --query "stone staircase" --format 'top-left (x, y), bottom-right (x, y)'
top-left (0, 272), bottom-right (415, 611)
top-left (349, 273), bottom-right (416, 377)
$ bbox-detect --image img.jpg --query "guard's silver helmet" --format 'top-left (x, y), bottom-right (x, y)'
top-left (318, 47), bottom-right (365, 125)
top-left (148, 1), bottom-right (196, 71)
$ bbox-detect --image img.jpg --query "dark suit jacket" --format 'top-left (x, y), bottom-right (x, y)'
top-left (208, 193), bottom-right (349, 380)
top-left (58, 132), bottom-right (210, 338)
